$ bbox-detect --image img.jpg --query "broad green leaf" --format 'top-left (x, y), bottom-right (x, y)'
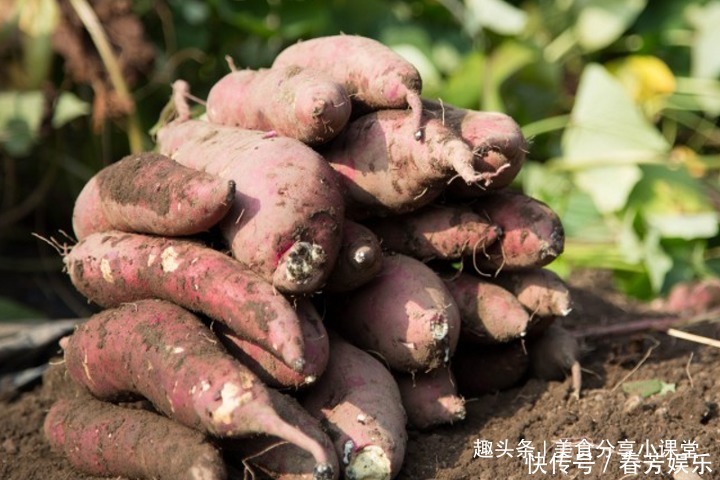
top-left (484, 40), bottom-right (536, 111)
top-left (644, 228), bottom-right (673, 292)
top-left (52, 92), bottom-right (91, 128)
top-left (622, 379), bottom-right (676, 398)
top-left (464, 0), bottom-right (528, 36)
top-left (646, 213), bottom-right (718, 240)
top-left (0, 90), bottom-right (44, 156)
top-left (605, 55), bottom-right (676, 117)
top-left (573, 164), bottom-right (642, 213)
top-left (574, 0), bottom-right (647, 52)
top-left (686, 1), bottom-right (720, 80)
top-left (440, 51), bottom-right (485, 108)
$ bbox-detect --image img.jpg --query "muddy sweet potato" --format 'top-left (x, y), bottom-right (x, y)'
top-left (302, 333), bottom-right (407, 480)
top-left (206, 65), bottom-right (351, 145)
top-left (452, 340), bottom-right (530, 396)
top-left (330, 253), bottom-right (461, 372)
top-left (528, 323), bottom-right (582, 399)
top-left (62, 299), bottom-right (335, 480)
top-left (156, 118), bottom-right (345, 294)
top-left (72, 152), bottom-right (235, 240)
top-left (64, 230), bottom-right (306, 371)
top-left (323, 219), bottom-right (383, 292)
top-left (366, 204), bottom-right (501, 261)
top-left (394, 366), bottom-right (466, 430)
top-left (491, 268), bottom-right (573, 318)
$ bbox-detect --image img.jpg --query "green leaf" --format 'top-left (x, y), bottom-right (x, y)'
top-left (687, 1), bottom-right (720, 79)
top-left (51, 92), bottom-right (91, 128)
top-left (439, 51), bottom-right (485, 108)
top-left (464, 0), bottom-right (528, 36)
top-left (573, 165), bottom-right (642, 213)
top-left (643, 228), bottom-right (673, 293)
top-left (622, 379), bottom-right (676, 398)
top-left (0, 90), bottom-right (44, 137)
top-left (574, 0), bottom-right (647, 52)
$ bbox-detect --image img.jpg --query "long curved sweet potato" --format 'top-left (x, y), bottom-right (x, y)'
top-left (302, 334), bottom-right (407, 480)
top-left (72, 152), bottom-right (235, 239)
top-left (491, 268), bottom-right (573, 317)
top-left (64, 230), bottom-right (306, 371)
top-left (62, 299), bottom-right (335, 480)
top-left (206, 65), bottom-right (351, 145)
top-left (331, 253), bottom-right (461, 372)
top-left (394, 367), bottom-right (466, 430)
top-left (323, 219), bottom-right (383, 292)
top-left (156, 118), bottom-right (344, 294)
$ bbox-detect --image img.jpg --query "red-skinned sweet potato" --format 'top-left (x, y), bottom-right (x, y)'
top-left (63, 230), bottom-right (306, 371)
top-left (491, 268), bottom-right (573, 318)
top-left (44, 395), bottom-right (227, 480)
top-left (323, 219), bottom-right (383, 292)
top-left (72, 152), bottom-right (235, 240)
top-left (330, 253), bottom-right (461, 372)
top-left (394, 366), bottom-right (466, 430)
top-left (62, 299), bottom-right (335, 480)
top-left (272, 34), bottom-right (424, 137)
top-left (206, 65), bottom-right (351, 145)
top-left (452, 340), bottom-right (530, 396)
top-left (366, 204), bottom-right (501, 261)
top-left (302, 333), bottom-right (407, 480)
top-left (156, 118), bottom-right (344, 294)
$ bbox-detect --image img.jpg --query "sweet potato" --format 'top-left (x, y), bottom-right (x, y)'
top-left (321, 109), bottom-right (501, 217)
top-left (62, 299), bottom-right (335, 480)
top-left (215, 299), bottom-right (329, 389)
top-left (323, 219), bottom-right (383, 292)
top-left (422, 100), bottom-right (527, 195)
top-left (223, 389), bottom-right (339, 480)
top-left (206, 65), bottom-right (351, 145)
top-left (44, 395), bottom-right (227, 480)
top-left (72, 152), bottom-right (235, 240)
top-left (63, 230), bottom-right (306, 371)
top-left (302, 333), bottom-right (407, 480)
top-left (470, 190), bottom-right (565, 271)
top-left (664, 278), bottom-right (720, 315)
top-left (366, 204), bottom-right (501, 261)
top-left (156, 118), bottom-right (344, 293)
top-left (330, 253), bottom-right (461, 372)
top-left (452, 340), bottom-right (530, 396)
top-left (491, 268), bottom-right (573, 317)
top-left (394, 367), bottom-right (466, 430)
top-left (443, 272), bottom-right (530, 343)
top-left (272, 34), bottom-right (424, 137)
top-left (528, 323), bottom-right (582, 399)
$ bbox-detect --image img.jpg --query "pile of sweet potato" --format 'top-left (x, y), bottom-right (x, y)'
top-left (48, 34), bottom-right (582, 480)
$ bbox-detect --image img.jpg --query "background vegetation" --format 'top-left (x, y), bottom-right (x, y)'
top-left (2, 0), bottom-right (720, 320)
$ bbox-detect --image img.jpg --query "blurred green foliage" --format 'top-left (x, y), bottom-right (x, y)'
top-left (2, 0), bottom-right (720, 313)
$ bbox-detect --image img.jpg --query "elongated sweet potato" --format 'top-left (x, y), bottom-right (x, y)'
top-left (72, 152), bottom-right (235, 240)
top-left (272, 34), bottom-right (424, 137)
top-left (470, 190), bottom-right (565, 271)
top-left (62, 299), bottom-right (335, 480)
top-left (320, 108), bottom-right (502, 217)
top-left (206, 65), bottom-right (351, 145)
top-left (64, 230), bottom-right (306, 371)
top-left (45, 395), bottom-right (227, 480)
top-left (302, 333), bottom-right (407, 480)
top-left (394, 367), bottom-right (466, 430)
top-left (366, 204), bottom-right (501, 261)
top-left (215, 299), bottom-right (329, 389)
top-left (451, 340), bottom-right (530, 396)
top-left (323, 219), bottom-right (383, 292)
top-left (422, 100), bottom-right (527, 195)
top-left (491, 268), bottom-right (573, 317)
top-left (528, 324), bottom-right (582, 399)
top-left (157, 118), bottom-right (344, 293)
top-left (330, 253), bottom-right (461, 372)
top-left (443, 272), bottom-right (530, 343)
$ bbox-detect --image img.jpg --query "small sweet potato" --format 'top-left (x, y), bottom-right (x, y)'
top-left (62, 299), bottom-right (335, 479)
top-left (443, 272), bottom-right (531, 343)
top-left (452, 340), bottom-right (530, 396)
top-left (157, 118), bottom-right (345, 294)
top-left (491, 268), bottom-right (573, 317)
top-left (64, 230), bottom-right (307, 371)
top-left (528, 323), bottom-right (582, 399)
top-left (44, 396), bottom-right (227, 480)
top-left (394, 367), bottom-right (466, 430)
top-left (72, 152), bottom-right (235, 240)
top-left (323, 219), bottom-right (383, 292)
top-left (302, 333), bottom-right (407, 480)
top-left (330, 253), bottom-right (461, 372)
top-left (366, 204), bottom-right (501, 261)
top-left (206, 65), bottom-right (351, 145)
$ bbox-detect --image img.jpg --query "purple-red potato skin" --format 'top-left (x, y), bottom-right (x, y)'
top-left (394, 367), bottom-right (466, 430)
top-left (422, 100), bottom-right (527, 195)
top-left (44, 396), bottom-right (227, 480)
top-left (156, 119), bottom-right (344, 294)
top-left (63, 230), bottom-right (306, 370)
top-left (452, 340), bottom-right (530, 396)
top-left (215, 299), bottom-right (329, 389)
top-left (272, 34), bottom-right (424, 133)
top-left (471, 190), bottom-right (565, 271)
top-left (62, 299), bottom-right (334, 477)
top-left (492, 268), bottom-right (573, 317)
top-left (206, 65), bottom-right (351, 145)
top-left (664, 278), bottom-right (720, 315)
top-left (223, 389), bottom-right (339, 480)
top-left (72, 153), bottom-right (235, 240)
top-left (324, 219), bottom-right (383, 292)
top-left (366, 204), bottom-right (501, 261)
top-left (320, 109), bottom-right (492, 218)
top-left (302, 334), bottom-right (407, 480)
top-left (443, 272), bottom-right (530, 343)
top-left (331, 253), bottom-right (461, 372)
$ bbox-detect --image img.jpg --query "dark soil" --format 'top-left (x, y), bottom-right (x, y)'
top-left (1, 269), bottom-right (718, 480)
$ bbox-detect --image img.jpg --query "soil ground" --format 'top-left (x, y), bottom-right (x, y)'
top-left (1, 269), bottom-right (718, 480)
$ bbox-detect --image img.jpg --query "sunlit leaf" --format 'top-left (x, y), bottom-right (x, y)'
top-left (52, 92), bottom-right (91, 128)
top-left (686, 1), bottom-right (720, 80)
top-left (464, 0), bottom-right (528, 36)
top-left (605, 55), bottom-right (676, 112)
top-left (439, 51), bottom-right (485, 108)
top-left (574, 0), bottom-right (646, 52)
top-left (17, 0), bottom-right (59, 37)
top-left (622, 379), bottom-right (675, 398)
top-left (644, 228), bottom-right (674, 292)
top-left (0, 90), bottom-right (44, 155)
top-left (392, 44), bottom-right (442, 96)
top-left (573, 165), bottom-right (642, 213)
